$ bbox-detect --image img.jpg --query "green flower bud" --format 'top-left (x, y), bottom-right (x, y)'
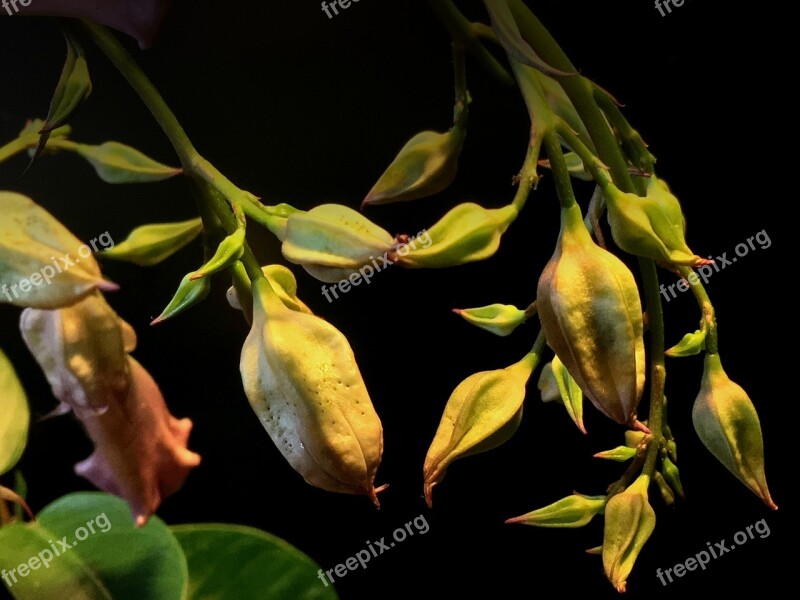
top-left (240, 278), bottom-right (384, 505)
top-left (661, 456), bottom-right (684, 499)
top-left (397, 203), bottom-right (518, 268)
top-left (226, 264), bottom-right (311, 315)
top-left (594, 446), bottom-right (637, 462)
top-left (550, 355), bottom-right (585, 433)
top-left (692, 353), bottom-right (776, 509)
top-left (537, 202), bottom-right (645, 425)
top-left (190, 228), bottom-right (246, 280)
top-left (151, 273), bottom-right (210, 325)
top-left (605, 176), bottom-right (710, 267)
top-left (73, 142), bottom-right (182, 184)
top-left (602, 475), bottom-right (656, 593)
top-left (506, 494), bottom-right (606, 528)
top-left (280, 204), bottom-right (395, 283)
top-left (423, 352), bottom-right (537, 507)
top-left (666, 329), bottom-right (707, 358)
top-left (452, 303), bottom-right (527, 337)
top-left (653, 471), bottom-right (675, 506)
top-left (537, 361), bottom-right (560, 403)
top-left (362, 123), bottom-right (466, 206)
top-left (101, 218), bottom-right (202, 266)
top-left (624, 430), bottom-right (646, 448)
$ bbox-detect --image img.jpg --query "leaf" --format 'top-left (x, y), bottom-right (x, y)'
top-left (666, 329), bottom-right (707, 357)
top-left (0, 348), bottom-right (29, 476)
top-left (0, 192), bottom-right (117, 309)
top-left (0, 523), bottom-right (113, 600)
top-left (172, 524), bottom-right (338, 600)
top-left (101, 218), bottom-right (203, 267)
top-left (31, 30), bottom-right (92, 167)
top-left (483, 0), bottom-right (575, 77)
top-left (74, 142), bottom-right (182, 184)
top-left (37, 492), bottom-right (188, 600)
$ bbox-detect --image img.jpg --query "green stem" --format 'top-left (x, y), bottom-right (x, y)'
top-left (529, 329), bottom-right (547, 358)
top-left (425, 0), bottom-right (514, 87)
top-left (593, 85), bottom-right (656, 175)
top-left (555, 120), bottom-right (611, 188)
top-left (506, 0), bottom-right (640, 195)
top-left (0, 137), bottom-right (30, 164)
top-left (79, 21), bottom-right (265, 284)
top-left (512, 132), bottom-right (542, 212)
top-left (543, 131), bottom-right (577, 210)
top-left (679, 266), bottom-right (719, 353)
top-left (640, 259), bottom-right (666, 476)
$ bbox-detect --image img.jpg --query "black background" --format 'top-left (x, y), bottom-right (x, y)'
top-left (0, 1), bottom-right (793, 598)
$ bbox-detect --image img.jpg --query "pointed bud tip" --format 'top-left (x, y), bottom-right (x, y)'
top-left (97, 279), bottom-right (120, 292)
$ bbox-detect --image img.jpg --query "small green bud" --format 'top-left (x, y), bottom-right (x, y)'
top-left (537, 361), bottom-right (560, 403)
top-left (506, 494), bottom-right (606, 528)
top-left (605, 176), bottom-right (710, 267)
top-left (363, 123), bottom-right (466, 206)
top-left (666, 329), bottom-right (707, 358)
top-left (397, 203), bottom-right (518, 268)
top-left (550, 355), bottom-right (585, 434)
top-left (653, 471), bottom-right (675, 506)
top-left (594, 446), bottom-right (637, 462)
top-left (191, 228), bottom-right (246, 280)
top-left (602, 475), bottom-right (656, 593)
top-left (151, 273), bottom-right (210, 325)
top-left (692, 353), bottom-right (776, 509)
top-left (101, 218), bottom-right (203, 266)
top-left (624, 430), bottom-right (646, 448)
top-left (74, 142), bottom-right (182, 184)
top-left (452, 303), bottom-right (527, 337)
top-left (661, 456), bottom-right (684, 499)
top-left (226, 264), bottom-right (312, 315)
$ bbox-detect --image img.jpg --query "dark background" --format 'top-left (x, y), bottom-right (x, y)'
top-left (0, 1), bottom-right (792, 598)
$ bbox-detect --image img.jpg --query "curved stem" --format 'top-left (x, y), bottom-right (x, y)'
top-left (79, 21), bottom-right (265, 284)
top-left (425, 0), bottom-right (514, 87)
top-left (678, 266), bottom-right (719, 353)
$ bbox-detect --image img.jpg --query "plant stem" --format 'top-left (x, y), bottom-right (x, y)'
top-left (640, 258), bottom-right (666, 476)
top-left (426, 0), bottom-right (514, 87)
top-left (79, 21), bottom-right (265, 284)
top-left (679, 267), bottom-right (719, 353)
top-left (0, 137), bottom-right (29, 164)
top-left (543, 131), bottom-right (577, 210)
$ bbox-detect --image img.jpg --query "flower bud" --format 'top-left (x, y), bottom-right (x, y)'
top-left (661, 456), bottom-right (684, 499)
top-left (452, 303), bottom-right (527, 337)
top-left (537, 203), bottom-right (645, 425)
top-left (396, 203), bottom-right (518, 268)
top-left (424, 352), bottom-right (537, 507)
top-left (506, 494), bottom-right (606, 528)
top-left (624, 430), bottom-right (646, 448)
top-left (666, 329), bottom-right (706, 358)
top-left (602, 475), bottom-right (656, 593)
top-left (0, 191), bottom-right (117, 309)
top-left (363, 123), bottom-right (466, 207)
top-left (594, 446), bottom-right (637, 462)
top-left (102, 218), bottom-right (201, 266)
top-left (240, 278), bottom-right (384, 504)
top-left (692, 353), bottom-right (776, 509)
top-left (226, 265), bottom-right (311, 314)
top-left (280, 204), bottom-right (395, 283)
top-left (653, 471), bottom-right (675, 506)
top-left (74, 141), bottom-right (182, 184)
top-left (604, 176), bottom-right (710, 267)
top-left (537, 361), bottom-right (560, 403)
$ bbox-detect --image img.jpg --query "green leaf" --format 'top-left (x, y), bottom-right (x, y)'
top-left (483, 0), bottom-right (575, 77)
top-left (666, 329), bottom-right (707, 357)
top-left (172, 524), bottom-right (338, 600)
top-left (101, 218), bottom-right (203, 267)
top-left (0, 348), bottom-right (29, 476)
top-left (0, 191), bottom-right (117, 309)
top-left (30, 30), bottom-right (92, 166)
top-left (0, 523), bottom-right (113, 600)
top-left (37, 492), bottom-right (188, 600)
top-left (74, 142), bottom-right (182, 184)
